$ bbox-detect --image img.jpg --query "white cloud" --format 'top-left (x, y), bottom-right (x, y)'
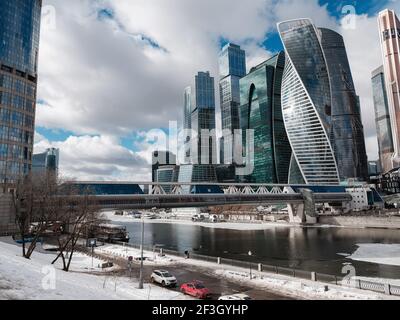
top-left (36, 0), bottom-right (391, 178)
top-left (34, 134), bottom-right (149, 181)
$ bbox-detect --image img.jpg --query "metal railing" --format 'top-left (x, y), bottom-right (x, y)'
top-left (107, 240), bottom-right (400, 297)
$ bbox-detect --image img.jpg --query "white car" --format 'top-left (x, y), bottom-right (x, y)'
top-left (218, 294), bottom-right (252, 300)
top-left (150, 270), bottom-right (177, 287)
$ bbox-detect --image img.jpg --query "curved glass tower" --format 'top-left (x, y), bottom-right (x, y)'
top-left (278, 19), bottom-right (340, 185)
top-left (319, 28), bottom-right (368, 181)
top-left (0, 0), bottom-right (42, 189)
top-left (239, 52), bottom-right (291, 183)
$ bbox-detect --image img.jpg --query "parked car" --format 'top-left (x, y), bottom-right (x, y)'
top-left (218, 293), bottom-right (252, 300)
top-left (150, 270), bottom-right (177, 287)
top-left (192, 214), bottom-right (205, 222)
top-left (180, 281), bottom-right (211, 299)
top-left (143, 213), bottom-right (157, 219)
top-left (209, 214), bottom-right (219, 223)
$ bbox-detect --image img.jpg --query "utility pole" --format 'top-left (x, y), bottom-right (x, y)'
top-left (138, 215), bottom-right (145, 289)
top-left (248, 251), bottom-right (252, 280)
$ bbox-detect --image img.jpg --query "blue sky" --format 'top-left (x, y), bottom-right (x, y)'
top-left (35, 0), bottom-right (398, 180)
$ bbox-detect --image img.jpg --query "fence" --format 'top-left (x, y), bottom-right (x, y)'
top-left (109, 240), bottom-right (400, 297)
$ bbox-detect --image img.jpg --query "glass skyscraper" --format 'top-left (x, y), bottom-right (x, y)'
top-left (378, 9), bottom-right (400, 171)
top-left (372, 66), bottom-right (394, 173)
top-left (239, 52), bottom-right (291, 184)
top-left (0, 0), bottom-right (42, 189)
top-left (278, 19), bottom-right (340, 185)
top-left (319, 28), bottom-right (368, 181)
top-left (191, 72), bottom-right (217, 165)
top-left (32, 148), bottom-right (60, 176)
top-left (183, 86), bottom-right (192, 130)
top-left (219, 43), bottom-right (246, 164)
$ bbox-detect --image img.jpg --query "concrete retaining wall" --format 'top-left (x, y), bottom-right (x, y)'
top-left (319, 215), bottom-right (400, 229)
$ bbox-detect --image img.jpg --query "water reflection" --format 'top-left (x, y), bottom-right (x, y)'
top-left (115, 221), bottom-right (400, 278)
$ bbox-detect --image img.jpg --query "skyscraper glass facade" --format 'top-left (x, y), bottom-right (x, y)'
top-left (184, 86), bottom-right (192, 130)
top-left (372, 66), bottom-right (394, 173)
top-left (191, 72), bottom-right (217, 165)
top-left (378, 9), bottom-right (400, 170)
top-left (239, 52), bottom-right (291, 184)
top-left (32, 148), bottom-right (59, 176)
top-left (0, 0), bottom-right (41, 187)
top-left (194, 72), bottom-right (215, 110)
top-left (278, 19), bottom-right (340, 185)
top-left (219, 44), bottom-right (246, 165)
top-left (319, 28), bottom-right (368, 181)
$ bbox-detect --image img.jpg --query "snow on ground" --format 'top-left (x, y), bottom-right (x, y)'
top-left (97, 242), bottom-right (398, 300)
top-left (346, 243), bottom-right (400, 267)
top-left (96, 244), bottom-right (175, 266)
top-left (0, 238), bottom-right (189, 300)
top-left (102, 211), bottom-right (291, 231)
top-left (213, 270), bottom-right (392, 300)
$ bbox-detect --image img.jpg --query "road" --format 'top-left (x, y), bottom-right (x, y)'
top-left (96, 251), bottom-right (294, 300)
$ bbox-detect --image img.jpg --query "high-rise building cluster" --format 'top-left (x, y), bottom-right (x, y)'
top-left (0, 1), bottom-right (388, 192)
top-left (154, 18), bottom-right (371, 189)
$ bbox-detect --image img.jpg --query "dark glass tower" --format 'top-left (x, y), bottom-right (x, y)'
top-left (319, 28), bottom-right (368, 181)
top-left (219, 43), bottom-right (246, 164)
top-left (0, 0), bottom-right (42, 189)
top-left (191, 72), bottom-right (217, 165)
top-left (372, 66), bottom-right (394, 173)
top-left (239, 52), bottom-right (291, 184)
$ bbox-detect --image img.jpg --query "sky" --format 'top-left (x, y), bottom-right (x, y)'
top-left (34, 0), bottom-right (400, 181)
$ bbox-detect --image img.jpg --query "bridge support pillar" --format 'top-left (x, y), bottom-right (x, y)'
top-left (287, 189), bottom-right (317, 225)
top-left (287, 204), bottom-right (306, 224)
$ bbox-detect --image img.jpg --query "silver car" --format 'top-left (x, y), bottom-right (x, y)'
top-left (150, 270), bottom-right (177, 287)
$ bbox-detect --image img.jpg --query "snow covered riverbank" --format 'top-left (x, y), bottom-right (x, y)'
top-left (102, 211), bottom-right (293, 231)
top-left (0, 238), bottom-right (188, 300)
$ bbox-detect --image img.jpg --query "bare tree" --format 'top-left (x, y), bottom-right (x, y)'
top-left (12, 172), bottom-right (66, 259)
top-left (51, 188), bottom-right (101, 272)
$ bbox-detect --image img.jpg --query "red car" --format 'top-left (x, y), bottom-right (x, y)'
top-left (180, 281), bottom-right (211, 299)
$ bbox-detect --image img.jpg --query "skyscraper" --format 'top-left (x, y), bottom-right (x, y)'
top-left (191, 72), bottom-right (217, 165)
top-left (378, 9), bottom-right (400, 171)
top-left (0, 0), bottom-right (42, 190)
top-left (278, 19), bottom-right (340, 185)
top-left (183, 86), bottom-right (192, 131)
top-left (218, 44), bottom-right (246, 164)
top-left (32, 148), bottom-right (60, 176)
top-left (239, 52), bottom-right (291, 183)
top-left (152, 150), bottom-right (177, 182)
top-left (319, 28), bottom-right (368, 181)
top-left (372, 66), bottom-right (394, 173)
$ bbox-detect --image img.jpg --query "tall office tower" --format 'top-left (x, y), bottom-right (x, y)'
top-left (378, 9), bottom-right (400, 170)
top-left (218, 43), bottom-right (246, 164)
top-left (32, 148), bottom-right (60, 176)
top-left (319, 28), bottom-right (368, 181)
top-left (191, 72), bottom-right (217, 165)
top-left (0, 0), bottom-right (42, 190)
top-left (278, 19), bottom-right (340, 185)
top-left (372, 66), bottom-right (394, 173)
top-left (239, 52), bottom-right (291, 183)
top-left (184, 86), bottom-right (192, 130)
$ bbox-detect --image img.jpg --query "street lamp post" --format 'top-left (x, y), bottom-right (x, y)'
top-left (248, 251), bottom-right (252, 280)
top-left (138, 215), bottom-right (145, 289)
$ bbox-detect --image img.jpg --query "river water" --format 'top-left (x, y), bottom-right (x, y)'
top-left (111, 220), bottom-right (400, 279)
